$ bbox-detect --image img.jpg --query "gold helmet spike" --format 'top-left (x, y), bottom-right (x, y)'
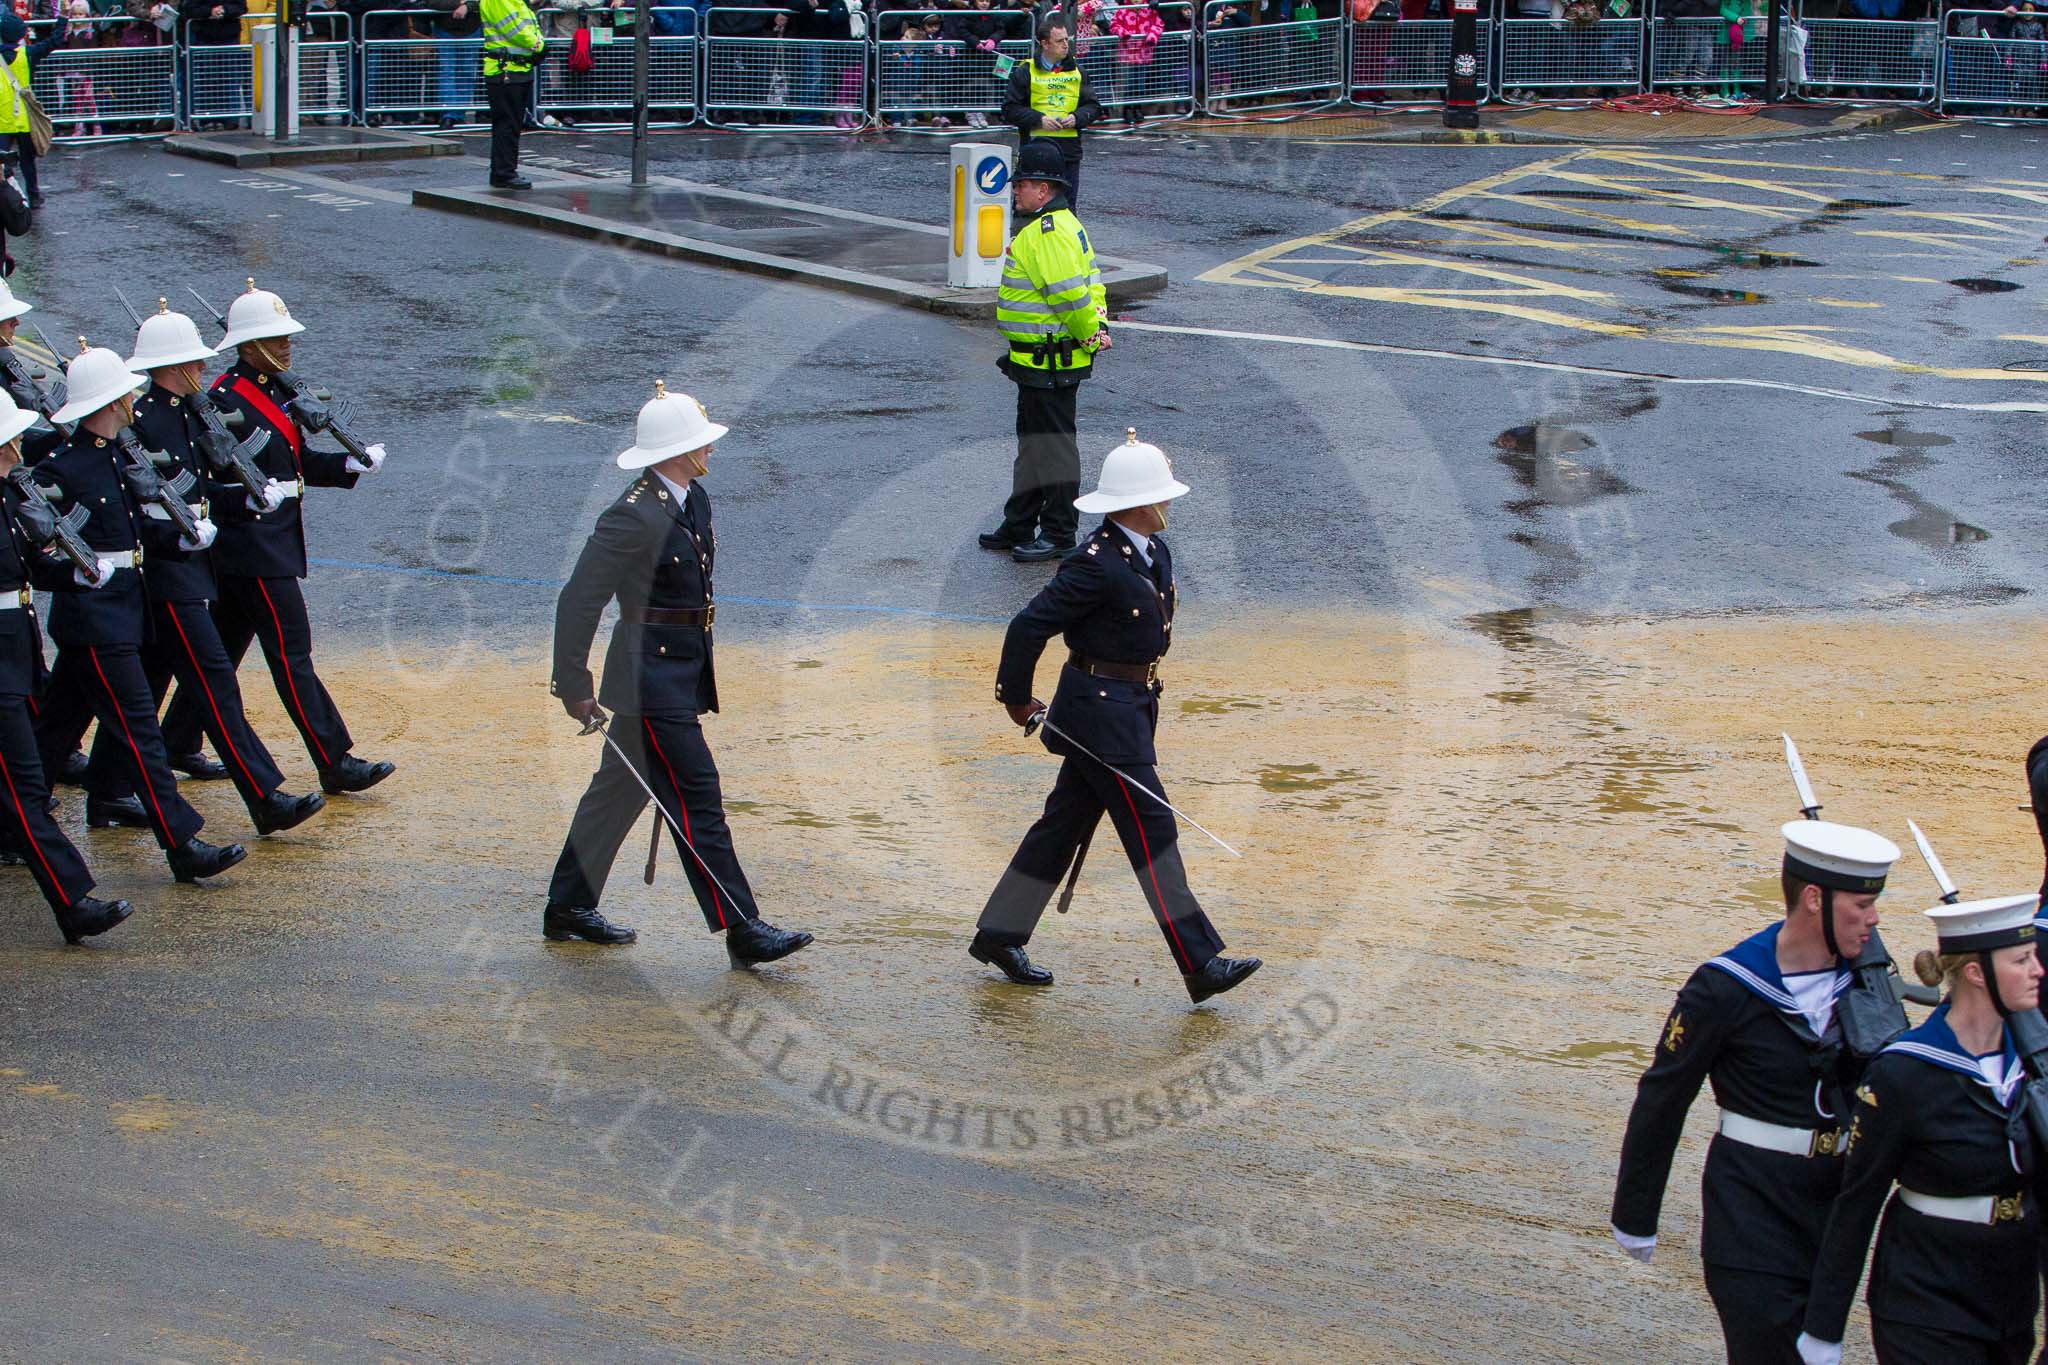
top-left (156, 298), bottom-right (169, 314)
top-left (654, 379), bottom-right (668, 400)
top-left (1126, 427), bottom-right (1138, 444)
top-left (245, 277), bottom-right (257, 293)
top-left (75, 335), bottom-right (88, 356)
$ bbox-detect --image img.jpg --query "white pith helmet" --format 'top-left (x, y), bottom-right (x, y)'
top-left (616, 380), bottom-right (729, 470)
top-left (49, 337), bottom-right (147, 427)
top-left (215, 277), bottom-right (306, 350)
top-left (127, 297), bottom-right (218, 371)
top-left (0, 388), bottom-right (37, 447)
top-left (1074, 427), bottom-right (1191, 514)
top-left (0, 277), bottom-right (31, 325)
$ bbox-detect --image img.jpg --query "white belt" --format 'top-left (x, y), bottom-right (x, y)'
top-left (266, 482), bottom-right (303, 504)
top-left (142, 501), bottom-right (208, 521)
top-left (1899, 1187), bottom-right (2026, 1225)
top-left (100, 550), bottom-right (138, 569)
top-left (1718, 1110), bottom-right (1843, 1158)
top-left (0, 587), bottom-right (30, 611)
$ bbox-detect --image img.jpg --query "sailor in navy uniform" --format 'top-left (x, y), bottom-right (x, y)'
top-left (0, 388), bottom-right (130, 941)
top-left (24, 342), bottom-right (243, 884)
top-left (82, 303), bottom-right (325, 838)
top-left (1611, 820), bottom-right (1901, 1364)
top-left (1799, 894), bottom-right (2047, 1365)
top-left (545, 382), bottom-right (813, 968)
top-left (2028, 736), bottom-right (2048, 904)
top-left (972, 430), bottom-right (1261, 1006)
top-left (157, 280), bottom-right (394, 799)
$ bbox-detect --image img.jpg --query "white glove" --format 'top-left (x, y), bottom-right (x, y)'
top-left (74, 557), bottom-right (113, 589)
top-left (1610, 1224), bottom-right (1655, 1263)
top-left (178, 517), bottom-right (217, 552)
top-left (248, 478), bottom-right (287, 514)
top-left (1795, 1334), bottom-right (1841, 1365)
top-left (345, 443), bottom-right (386, 476)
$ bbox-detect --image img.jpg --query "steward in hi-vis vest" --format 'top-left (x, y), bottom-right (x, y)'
top-left (1001, 13), bottom-right (1101, 207)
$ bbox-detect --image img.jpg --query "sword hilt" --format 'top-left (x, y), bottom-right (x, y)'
top-left (577, 712), bottom-right (608, 736)
top-left (1023, 707), bottom-right (1046, 739)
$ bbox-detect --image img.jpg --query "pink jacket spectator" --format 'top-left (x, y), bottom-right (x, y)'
top-left (1111, 1), bottom-right (1163, 64)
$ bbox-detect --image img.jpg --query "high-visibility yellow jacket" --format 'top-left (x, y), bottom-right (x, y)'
top-left (480, 0), bottom-right (544, 78)
top-left (0, 51), bottom-right (30, 137)
top-left (997, 201), bottom-right (1106, 387)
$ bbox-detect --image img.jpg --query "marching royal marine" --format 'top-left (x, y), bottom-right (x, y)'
top-left (81, 303), bottom-right (325, 838)
top-left (0, 278), bottom-right (61, 466)
top-left (1610, 820), bottom-right (1901, 1364)
top-left (545, 382), bottom-right (813, 967)
top-left (157, 280), bottom-right (394, 798)
top-left (25, 341), bottom-right (244, 883)
top-left (1799, 894), bottom-right (2048, 1365)
top-left (0, 387), bottom-right (131, 942)
top-left (973, 430), bottom-right (1260, 1006)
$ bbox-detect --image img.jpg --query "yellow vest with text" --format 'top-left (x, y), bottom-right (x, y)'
top-left (997, 207), bottom-right (1106, 378)
top-left (1028, 61), bottom-right (1082, 137)
top-left (480, 0), bottom-right (545, 78)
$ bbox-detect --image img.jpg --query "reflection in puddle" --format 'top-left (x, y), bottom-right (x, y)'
top-left (1854, 428), bottom-right (1955, 448)
top-left (1495, 423), bottom-right (1595, 456)
top-left (1714, 249), bottom-right (1821, 268)
top-left (1658, 281), bottom-right (1770, 305)
top-left (1823, 198), bottom-right (1910, 211)
top-left (1463, 606), bottom-right (1555, 651)
top-left (1949, 277), bottom-right (2023, 293)
top-left (1847, 468), bottom-right (1993, 551)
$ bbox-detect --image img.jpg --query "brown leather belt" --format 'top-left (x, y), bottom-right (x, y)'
top-left (1068, 650), bottom-right (1158, 684)
top-left (642, 605), bottom-right (715, 627)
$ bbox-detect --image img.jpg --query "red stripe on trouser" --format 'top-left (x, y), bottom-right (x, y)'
top-left (88, 646), bottom-right (173, 842)
top-left (256, 579), bottom-right (330, 769)
top-left (163, 602), bottom-right (263, 795)
top-left (643, 718), bottom-right (726, 929)
top-left (1116, 774), bottom-right (1192, 974)
top-left (0, 740), bottom-right (63, 897)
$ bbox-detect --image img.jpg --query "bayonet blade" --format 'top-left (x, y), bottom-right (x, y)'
top-left (1783, 733), bottom-right (1821, 819)
top-left (1907, 819), bottom-right (1960, 904)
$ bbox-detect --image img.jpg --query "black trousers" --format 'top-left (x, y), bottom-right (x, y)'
top-left (92, 598), bottom-right (285, 811)
top-left (164, 576), bottom-right (352, 774)
top-left (978, 753), bottom-right (1224, 975)
top-left (13, 135), bottom-right (36, 201)
top-left (0, 691), bottom-right (92, 912)
top-left (1702, 1264), bottom-right (1806, 1365)
top-left (33, 643), bottom-right (202, 851)
top-left (486, 74), bottom-right (531, 181)
top-left (998, 382), bottom-right (1080, 547)
top-left (548, 713), bottom-right (760, 932)
top-left (1874, 1317), bottom-right (2034, 1365)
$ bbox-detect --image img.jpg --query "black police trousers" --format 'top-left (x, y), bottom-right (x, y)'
top-left (486, 73), bottom-right (532, 182)
top-left (164, 576), bottom-right (353, 776)
top-left (92, 597), bottom-right (286, 813)
top-left (999, 382), bottom-right (1080, 548)
top-left (1703, 1264), bottom-right (1805, 1365)
top-left (548, 713), bottom-right (761, 932)
top-left (978, 754), bottom-right (1224, 976)
top-left (34, 643), bottom-right (203, 851)
top-left (0, 691), bottom-right (93, 912)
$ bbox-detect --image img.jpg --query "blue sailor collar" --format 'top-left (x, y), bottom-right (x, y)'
top-left (1884, 1002), bottom-right (2025, 1107)
top-left (1705, 922), bottom-right (1851, 1017)
top-left (2033, 893), bottom-right (2047, 935)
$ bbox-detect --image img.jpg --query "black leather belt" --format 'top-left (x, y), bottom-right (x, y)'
top-left (1068, 650), bottom-right (1157, 684)
top-left (642, 606), bottom-right (715, 627)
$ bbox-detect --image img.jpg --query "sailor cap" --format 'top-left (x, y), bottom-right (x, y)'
top-left (1925, 893), bottom-right (2039, 954)
top-left (1781, 820), bottom-right (1900, 894)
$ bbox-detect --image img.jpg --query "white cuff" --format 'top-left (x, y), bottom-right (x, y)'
top-left (1610, 1224), bottom-right (1655, 1263)
top-left (1795, 1333), bottom-right (1841, 1365)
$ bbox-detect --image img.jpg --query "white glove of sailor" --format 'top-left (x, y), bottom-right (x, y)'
top-left (179, 517), bottom-right (217, 553)
top-left (1795, 1334), bottom-right (1841, 1365)
top-left (1610, 1224), bottom-right (1655, 1264)
top-left (345, 443), bottom-right (386, 476)
top-left (248, 478), bottom-right (288, 514)
top-left (74, 556), bottom-right (113, 589)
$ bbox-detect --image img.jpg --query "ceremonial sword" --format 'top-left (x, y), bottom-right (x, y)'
top-left (1024, 707), bottom-right (1242, 858)
top-left (578, 711), bottom-right (745, 908)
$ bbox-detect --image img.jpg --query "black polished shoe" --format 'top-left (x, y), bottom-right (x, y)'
top-left (0, 848), bottom-right (22, 867)
top-left (319, 755), bottom-right (395, 795)
top-left (251, 789), bottom-right (325, 836)
top-left (55, 895), bottom-right (133, 945)
top-left (1184, 955), bottom-right (1262, 1004)
top-left (1010, 538), bottom-right (1075, 564)
top-left (725, 917), bottom-right (813, 967)
top-left (170, 751), bottom-right (230, 780)
top-left (542, 904), bottom-right (637, 944)
top-left (969, 931), bottom-right (1053, 986)
top-left (489, 175), bottom-right (533, 190)
top-left (978, 528), bottom-right (1029, 552)
top-left (166, 837), bottom-right (246, 883)
top-left (56, 750), bottom-right (89, 786)
top-left (85, 795), bottom-right (152, 829)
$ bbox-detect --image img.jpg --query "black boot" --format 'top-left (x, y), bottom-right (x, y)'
top-left (542, 904), bottom-right (637, 944)
top-left (1010, 538), bottom-right (1074, 564)
top-left (55, 895), bottom-right (133, 945)
top-left (725, 917), bottom-right (813, 967)
top-left (166, 837), bottom-right (246, 883)
top-left (56, 750), bottom-right (88, 786)
top-left (969, 930), bottom-right (1053, 985)
top-left (85, 795), bottom-right (152, 829)
top-left (251, 789), bottom-right (325, 836)
top-left (978, 527), bottom-right (1031, 552)
top-left (1184, 955), bottom-right (1262, 1004)
top-left (319, 755), bottom-right (395, 795)
top-left (170, 751), bottom-right (230, 780)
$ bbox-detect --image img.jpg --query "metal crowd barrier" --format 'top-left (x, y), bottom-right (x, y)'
top-left (1497, 16), bottom-right (1645, 97)
top-left (1649, 15), bottom-right (1764, 91)
top-left (1350, 17), bottom-right (1491, 102)
top-left (360, 11), bottom-right (482, 124)
top-left (874, 14), bottom-right (1029, 125)
top-left (1204, 1), bottom-right (1347, 110)
top-left (1074, 3), bottom-right (1198, 122)
top-left (1936, 8), bottom-right (2046, 114)
top-left (29, 17), bottom-right (177, 139)
top-left (296, 14), bottom-right (356, 124)
top-left (1791, 16), bottom-right (1935, 100)
top-left (701, 8), bottom-right (851, 128)
top-left (181, 21), bottom-right (256, 125)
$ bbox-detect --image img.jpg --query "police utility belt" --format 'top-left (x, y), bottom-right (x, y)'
top-left (1898, 1187), bottom-right (2027, 1225)
top-left (1067, 650), bottom-right (1158, 685)
top-left (1717, 1110), bottom-right (1843, 1158)
top-left (1027, 338), bottom-right (1080, 366)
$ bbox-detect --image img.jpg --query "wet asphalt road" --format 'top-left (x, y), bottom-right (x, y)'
top-left (0, 121), bottom-right (2043, 1362)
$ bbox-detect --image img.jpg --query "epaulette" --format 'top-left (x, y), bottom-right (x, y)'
top-left (1040, 216), bottom-right (1056, 234)
top-left (624, 476), bottom-right (647, 505)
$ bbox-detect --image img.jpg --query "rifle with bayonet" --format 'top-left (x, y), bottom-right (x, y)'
top-left (188, 287), bottom-right (377, 464)
top-left (112, 426), bottom-right (204, 545)
top-left (15, 325), bottom-right (71, 442)
top-left (113, 288), bottom-right (269, 505)
top-left (5, 465), bottom-right (98, 581)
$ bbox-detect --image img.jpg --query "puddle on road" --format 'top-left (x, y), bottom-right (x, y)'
top-left (1506, 188), bottom-right (1639, 201)
top-left (1824, 198), bottom-right (1911, 211)
top-left (1657, 281), bottom-right (1770, 305)
top-left (1462, 606), bottom-right (1558, 651)
top-left (1950, 277), bottom-right (2023, 293)
top-left (1495, 423), bottom-right (1595, 456)
top-left (1713, 250), bottom-right (1822, 268)
top-left (1847, 467), bottom-right (1993, 550)
top-left (1855, 428), bottom-right (1956, 448)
